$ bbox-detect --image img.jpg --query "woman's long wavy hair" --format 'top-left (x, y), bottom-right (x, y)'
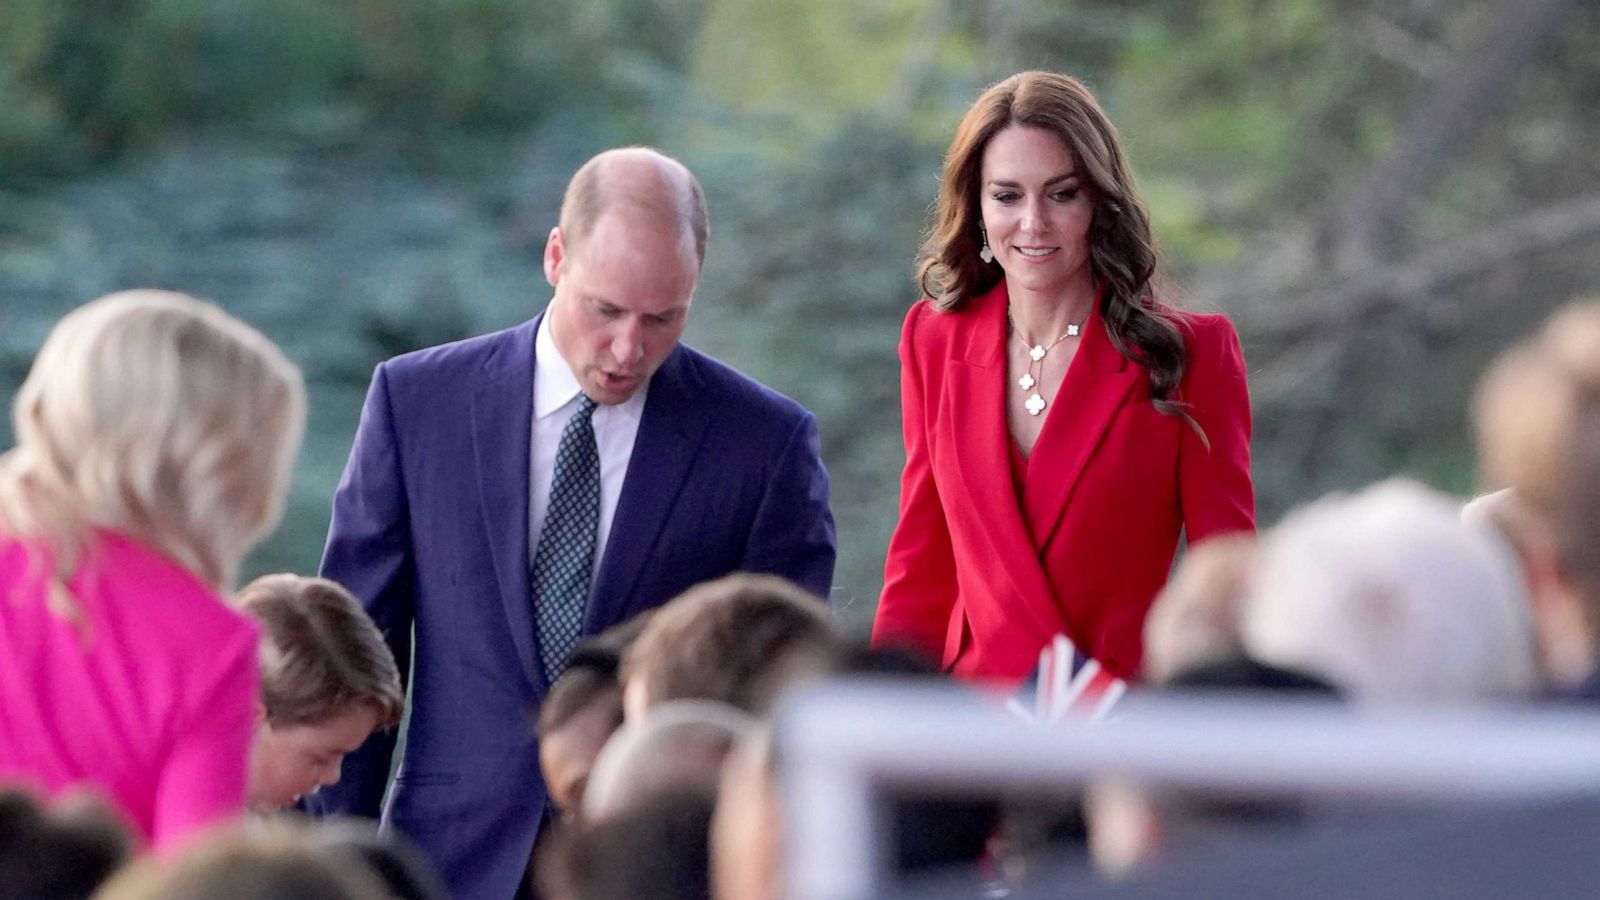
top-left (0, 290), bottom-right (306, 622)
top-left (918, 71), bottom-right (1189, 417)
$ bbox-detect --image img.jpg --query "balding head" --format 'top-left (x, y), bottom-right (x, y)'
top-left (558, 147), bottom-right (709, 268)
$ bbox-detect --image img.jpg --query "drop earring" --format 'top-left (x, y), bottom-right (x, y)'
top-left (979, 225), bottom-right (994, 264)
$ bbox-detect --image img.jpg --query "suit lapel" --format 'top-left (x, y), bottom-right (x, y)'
top-left (1023, 299), bottom-right (1141, 552)
top-left (473, 319), bottom-right (543, 693)
top-left (948, 284), bottom-right (1072, 642)
top-left (589, 346), bottom-right (710, 628)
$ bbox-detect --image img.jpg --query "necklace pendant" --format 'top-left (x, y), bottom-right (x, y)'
top-left (1067, 323), bottom-right (1080, 337)
top-left (1025, 392), bottom-right (1046, 416)
top-left (1029, 344), bottom-right (1046, 362)
top-left (1018, 372), bottom-right (1036, 391)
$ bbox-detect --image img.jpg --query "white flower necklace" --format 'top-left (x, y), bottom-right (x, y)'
top-left (1009, 313), bottom-right (1085, 417)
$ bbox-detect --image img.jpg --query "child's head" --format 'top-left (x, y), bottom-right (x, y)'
top-left (236, 574), bottom-right (403, 810)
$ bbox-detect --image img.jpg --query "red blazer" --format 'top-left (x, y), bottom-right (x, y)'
top-left (873, 280), bottom-right (1254, 682)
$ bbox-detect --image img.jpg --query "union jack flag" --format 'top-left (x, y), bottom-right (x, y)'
top-left (1006, 634), bottom-right (1126, 724)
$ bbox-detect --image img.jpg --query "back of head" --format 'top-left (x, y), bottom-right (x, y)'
top-left (1143, 533), bottom-right (1258, 684)
top-left (582, 700), bottom-right (755, 821)
top-left (1241, 479), bottom-right (1536, 704)
top-left (539, 786), bottom-right (716, 900)
top-left (0, 290), bottom-right (305, 601)
top-left (624, 573), bottom-right (836, 715)
top-left (94, 821), bottom-right (389, 900)
top-left (304, 819), bottom-right (449, 900)
top-left (235, 574), bottom-right (403, 728)
top-left (0, 788), bottom-right (131, 900)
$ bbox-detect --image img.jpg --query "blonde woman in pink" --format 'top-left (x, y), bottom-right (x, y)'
top-left (0, 290), bottom-right (305, 851)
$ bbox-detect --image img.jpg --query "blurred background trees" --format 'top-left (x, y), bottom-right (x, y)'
top-left (2, 0), bottom-right (1597, 632)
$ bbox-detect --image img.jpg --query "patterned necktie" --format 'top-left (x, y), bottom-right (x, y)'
top-left (534, 394), bottom-right (600, 682)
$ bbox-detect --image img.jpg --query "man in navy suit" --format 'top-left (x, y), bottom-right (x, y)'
top-left (307, 147), bottom-right (836, 899)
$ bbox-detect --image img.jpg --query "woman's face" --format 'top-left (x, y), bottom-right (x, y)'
top-left (978, 124), bottom-right (1096, 301)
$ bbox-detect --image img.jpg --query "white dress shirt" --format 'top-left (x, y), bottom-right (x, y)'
top-left (529, 309), bottom-right (646, 585)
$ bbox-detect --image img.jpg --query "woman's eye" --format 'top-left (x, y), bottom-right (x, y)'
top-left (1052, 188), bottom-right (1080, 202)
top-left (992, 191), bottom-right (1019, 203)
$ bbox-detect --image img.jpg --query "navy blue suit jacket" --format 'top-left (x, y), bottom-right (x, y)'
top-left (307, 316), bottom-right (835, 899)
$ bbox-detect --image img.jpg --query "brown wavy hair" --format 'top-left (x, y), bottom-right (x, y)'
top-left (918, 71), bottom-right (1189, 417)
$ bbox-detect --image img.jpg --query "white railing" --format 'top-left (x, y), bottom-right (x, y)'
top-left (775, 681), bottom-right (1600, 900)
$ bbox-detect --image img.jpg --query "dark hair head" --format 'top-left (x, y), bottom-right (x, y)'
top-left (919, 70), bottom-right (1191, 418)
top-left (0, 789), bottom-right (132, 900)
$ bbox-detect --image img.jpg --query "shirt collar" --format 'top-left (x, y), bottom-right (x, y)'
top-left (533, 307), bottom-right (650, 421)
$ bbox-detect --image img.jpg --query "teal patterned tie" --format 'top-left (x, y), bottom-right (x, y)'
top-left (533, 394), bottom-right (600, 682)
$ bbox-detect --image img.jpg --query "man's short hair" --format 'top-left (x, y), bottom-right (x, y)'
top-left (558, 147), bottom-right (709, 266)
top-left (623, 573), bottom-right (835, 715)
top-left (236, 574), bottom-right (404, 728)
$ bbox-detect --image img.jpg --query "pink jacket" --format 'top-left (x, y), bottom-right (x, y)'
top-left (0, 530), bottom-right (259, 850)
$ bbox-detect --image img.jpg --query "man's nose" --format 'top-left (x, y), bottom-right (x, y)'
top-left (612, 319), bottom-right (645, 364)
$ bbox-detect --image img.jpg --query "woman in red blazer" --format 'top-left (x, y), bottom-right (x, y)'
top-left (873, 71), bottom-right (1255, 683)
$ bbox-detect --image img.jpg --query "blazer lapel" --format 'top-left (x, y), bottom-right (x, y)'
top-left (589, 346), bottom-right (710, 628)
top-left (473, 319), bottom-right (543, 693)
top-left (1023, 299), bottom-right (1141, 552)
top-left (948, 284), bottom-right (1073, 642)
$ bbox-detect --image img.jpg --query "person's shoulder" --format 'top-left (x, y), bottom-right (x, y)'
top-left (89, 532), bottom-right (258, 645)
top-left (672, 344), bottom-right (811, 427)
top-left (382, 319), bottom-right (537, 383)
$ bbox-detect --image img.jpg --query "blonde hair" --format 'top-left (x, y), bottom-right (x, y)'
top-left (236, 573), bottom-right (404, 728)
top-left (0, 290), bottom-right (305, 617)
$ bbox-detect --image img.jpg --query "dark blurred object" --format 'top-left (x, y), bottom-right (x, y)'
top-left (898, 796), bottom-right (1600, 900)
top-left (1166, 654), bottom-right (1342, 697)
top-left (0, 788), bottom-right (132, 900)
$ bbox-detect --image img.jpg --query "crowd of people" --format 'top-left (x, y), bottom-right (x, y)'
top-left (1, 66), bottom-right (1598, 900)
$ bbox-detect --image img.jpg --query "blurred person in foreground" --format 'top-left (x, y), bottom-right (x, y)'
top-left (1239, 478), bottom-right (1536, 704)
top-left (235, 574), bottom-right (404, 812)
top-left (0, 788), bottom-right (133, 900)
top-left (1140, 533), bottom-right (1258, 684)
top-left (95, 820), bottom-right (390, 900)
top-left (710, 644), bottom-right (998, 900)
top-left (0, 290), bottom-right (305, 851)
top-left (537, 787), bottom-right (715, 900)
top-left (538, 615), bottom-right (654, 821)
top-left (1476, 301), bottom-right (1600, 698)
top-left (621, 573), bottom-right (836, 721)
top-left (581, 700), bottom-right (754, 822)
top-left (874, 70), bottom-right (1254, 684)
top-left (309, 146), bottom-right (837, 900)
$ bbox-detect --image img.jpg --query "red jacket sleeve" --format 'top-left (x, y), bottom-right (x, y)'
top-left (874, 302), bottom-right (960, 661)
top-left (1177, 314), bottom-right (1255, 544)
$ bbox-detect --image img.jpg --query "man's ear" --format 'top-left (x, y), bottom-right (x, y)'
top-left (544, 226), bottom-right (566, 287)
